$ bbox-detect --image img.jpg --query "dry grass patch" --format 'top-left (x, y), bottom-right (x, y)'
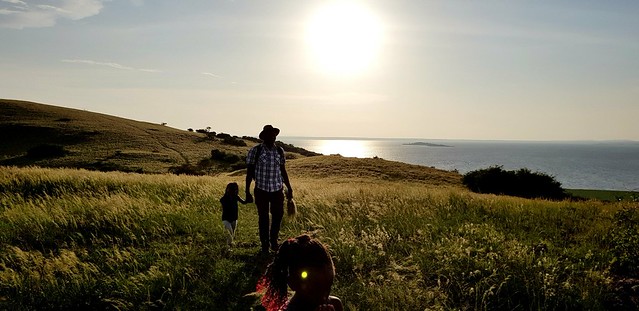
top-left (1, 166), bottom-right (638, 310)
top-left (287, 155), bottom-right (462, 186)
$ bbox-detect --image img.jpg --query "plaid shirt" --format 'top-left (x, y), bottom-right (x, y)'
top-left (246, 144), bottom-right (285, 192)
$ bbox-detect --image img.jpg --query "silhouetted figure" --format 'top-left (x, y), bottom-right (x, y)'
top-left (220, 182), bottom-right (247, 246)
top-left (257, 234), bottom-right (343, 311)
top-left (245, 125), bottom-right (293, 253)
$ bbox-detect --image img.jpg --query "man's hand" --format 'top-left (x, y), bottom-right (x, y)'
top-left (286, 188), bottom-right (293, 200)
top-left (314, 303), bottom-right (335, 311)
top-left (245, 192), bottom-right (254, 203)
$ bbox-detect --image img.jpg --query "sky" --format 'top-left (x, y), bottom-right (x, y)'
top-left (1, 0), bottom-right (638, 141)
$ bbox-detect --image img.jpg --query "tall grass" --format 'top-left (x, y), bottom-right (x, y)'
top-left (1, 167), bottom-right (637, 310)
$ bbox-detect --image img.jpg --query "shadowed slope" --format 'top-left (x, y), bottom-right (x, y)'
top-left (0, 99), bottom-right (246, 173)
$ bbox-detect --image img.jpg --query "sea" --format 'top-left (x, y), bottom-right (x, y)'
top-left (280, 137), bottom-right (639, 191)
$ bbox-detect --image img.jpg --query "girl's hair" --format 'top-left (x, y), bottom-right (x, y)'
top-left (223, 182), bottom-right (239, 198)
top-left (256, 234), bottom-right (334, 311)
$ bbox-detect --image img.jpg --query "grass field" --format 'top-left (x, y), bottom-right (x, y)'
top-left (2, 165), bottom-right (638, 310)
top-left (0, 99), bottom-right (252, 174)
top-left (566, 189), bottom-right (639, 202)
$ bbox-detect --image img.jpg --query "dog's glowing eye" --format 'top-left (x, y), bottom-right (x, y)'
top-left (301, 271), bottom-right (308, 279)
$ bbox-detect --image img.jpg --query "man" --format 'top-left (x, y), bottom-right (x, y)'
top-left (246, 125), bottom-right (293, 253)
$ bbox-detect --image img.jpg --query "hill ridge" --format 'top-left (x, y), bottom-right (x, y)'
top-left (1, 99), bottom-right (244, 173)
top-left (1, 99), bottom-right (461, 186)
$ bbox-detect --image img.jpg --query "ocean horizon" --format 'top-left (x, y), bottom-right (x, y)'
top-left (279, 137), bottom-right (639, 192)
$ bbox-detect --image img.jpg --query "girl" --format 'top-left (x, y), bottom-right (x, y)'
top-left (220, 182), bottom-right (247, 246)
top-left (257, 234), bottom-right (343, 311)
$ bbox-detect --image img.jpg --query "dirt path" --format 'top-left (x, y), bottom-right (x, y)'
top-left (97, 114), bottom-right (190, 165)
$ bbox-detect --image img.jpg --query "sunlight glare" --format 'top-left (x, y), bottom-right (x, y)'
top-left (318, 140), bottom-right (369, 158)
top-left (306, 2), bottom-right (383, 76)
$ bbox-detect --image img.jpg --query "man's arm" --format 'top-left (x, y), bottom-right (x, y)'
top-left (245, 164), bottom-right (255, 203)
top-left (245, 146), bottom-right (256, 203)
top-left (281, 164), bottom-right (293, 199)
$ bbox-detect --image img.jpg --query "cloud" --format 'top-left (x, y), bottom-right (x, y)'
top-left (203, 72), bottom-right (238, 84)
top-left (3, 0), bottom-right (27, 6)
top-left (2, 0), bottom-right (27, 7)
top-left (0, 0), bottom-right (104, 29)
top-left (202, 72), bottom-right (223, 79)
top-left (62, 59), bottom-right (162, 73)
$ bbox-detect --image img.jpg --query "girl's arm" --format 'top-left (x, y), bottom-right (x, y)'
top-left (329, 296), bottom-right (343, 311)
top-left (237, 195), bottom-right (247, 204)
top-left (314, 296), bottom-right (343, 311)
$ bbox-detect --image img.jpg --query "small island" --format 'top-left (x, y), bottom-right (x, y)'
top-left (403, 142), bottom-right (453, 147)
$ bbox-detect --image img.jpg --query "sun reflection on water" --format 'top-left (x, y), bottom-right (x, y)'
top-left (317, 140), bottom-right (370, 158)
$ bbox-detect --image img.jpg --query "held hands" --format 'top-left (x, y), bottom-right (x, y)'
top-left (314, 297), bottom-right (335, 311)
top-left (244, 189), bottom-right (290, 203)
top-left (314, 305), bottom-right (335, 311)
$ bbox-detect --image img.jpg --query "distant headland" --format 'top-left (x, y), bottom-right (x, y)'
top-left (403, 142), bottom-right (453, 147)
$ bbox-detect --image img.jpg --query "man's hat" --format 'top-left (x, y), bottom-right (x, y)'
top-left (259, 125), bottom-right (280, 140)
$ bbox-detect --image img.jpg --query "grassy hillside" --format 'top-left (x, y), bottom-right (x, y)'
top-left (1, 99), bottom-right (463, 185)
top-left (1, 166), bottom-right (637, 310)
top-left (0, 99), bottom-right (255, 174)
top-left (2, 99), bottom-right (637, 310)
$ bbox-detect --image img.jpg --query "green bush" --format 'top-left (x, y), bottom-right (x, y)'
top-left (463, 166), bottom-right (566, 200)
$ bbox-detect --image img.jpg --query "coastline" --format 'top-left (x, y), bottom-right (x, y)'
top-left (280, 137), bottom-right (639, 192)
top-left (281, 136), bottom-right (639, 144)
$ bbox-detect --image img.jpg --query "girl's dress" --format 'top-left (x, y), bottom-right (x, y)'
top-left (220, 195), bottom-right (241, 245)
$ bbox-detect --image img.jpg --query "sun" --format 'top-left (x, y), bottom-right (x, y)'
top-left (305, 2), bottom-right (383, 76)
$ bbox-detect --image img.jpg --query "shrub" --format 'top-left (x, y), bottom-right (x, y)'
top-left (211, 149), bottom-right (242, 163)
top-left (222, 137), bottom-right (246, 147)
top-left (607, 207), bottom-right (639, 277)
top-left (242, 136), bottom-right (261, 143)
top-left (216, 133), bottom-right (231, 139)
top-left (168, 164), bottom-right (204, 176)
top-left (463, 166), bottom-right (566, 200)
top-left (84, 161), bottom-right (130, 173)
top-left (26, 144), bottom-right (67, 159)
top-left (605, 207), bottom-right (639, 308)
